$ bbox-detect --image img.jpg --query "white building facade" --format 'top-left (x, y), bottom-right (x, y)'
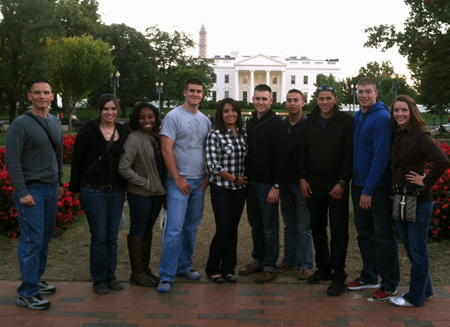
top-left (209, 52), bottom-right (341, 103)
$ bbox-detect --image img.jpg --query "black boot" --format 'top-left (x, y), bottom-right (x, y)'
top-left (127, 235), bottom-right (158, 287)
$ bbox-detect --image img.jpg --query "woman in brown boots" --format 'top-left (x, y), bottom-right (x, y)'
top-left (119, 103), bottom-right (166, 287)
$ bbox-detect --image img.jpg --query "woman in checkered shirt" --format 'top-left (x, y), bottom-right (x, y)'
top-left (205, 98), bottom-right (248, 283)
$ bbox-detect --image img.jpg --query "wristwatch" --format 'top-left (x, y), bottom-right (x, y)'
top-left (273, 183), bottom-right (280, 189)
top-left (337, 180), bottom-right (346, 188)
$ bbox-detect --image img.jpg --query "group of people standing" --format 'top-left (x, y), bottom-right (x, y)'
top-left (6, 76), bottom-right (448, 311)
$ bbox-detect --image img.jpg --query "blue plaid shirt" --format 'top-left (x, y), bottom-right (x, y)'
top-left (206, 128), bottom-right (247, 190)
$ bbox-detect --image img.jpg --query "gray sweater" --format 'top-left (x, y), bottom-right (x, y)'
top-left (5, 111), bottom-right (63, 198)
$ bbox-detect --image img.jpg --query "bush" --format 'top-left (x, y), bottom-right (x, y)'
top-left (430, 142), bottom-right (450, 241)
top-left (0, 146), bottom-right (83, 238)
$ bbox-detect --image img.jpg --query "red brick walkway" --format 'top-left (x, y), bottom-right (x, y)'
top-left (0, 280), bottom-right (449, 326)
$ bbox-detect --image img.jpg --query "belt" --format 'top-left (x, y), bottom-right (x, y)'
top-left (83, 183), bottom-right (123, 193)
top-left (25, 180), bottom-right (48, 185)
top-left (393, 186), bottom-right (425, 195)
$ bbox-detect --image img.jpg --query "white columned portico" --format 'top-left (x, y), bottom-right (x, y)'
top-left (234, 70), bottom-right (239, 99)
top-left (281, 70), bottom-right (286, 99)
top-left (266, 70), bottom-right (270, 85)
top-left (250, 70), bottom-right (255, 98)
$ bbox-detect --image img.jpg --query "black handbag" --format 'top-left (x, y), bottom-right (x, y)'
top-left (392, 193), bottom-right (417, 222)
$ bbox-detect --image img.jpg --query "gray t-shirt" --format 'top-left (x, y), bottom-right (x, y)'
top-left (160, 105), bottom-right (211, 179)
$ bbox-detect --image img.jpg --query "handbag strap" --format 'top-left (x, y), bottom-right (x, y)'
top-left (82, 127), bottom-right (117, 178)
top-left (25, 111), bottom-right (59, 152)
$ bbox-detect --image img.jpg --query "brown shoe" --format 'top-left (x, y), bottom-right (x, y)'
top-left (297, 268), bottom-right (312, 280)
top-left (255, 271), bottom-right (277, 283)
top-left (238, 263), bottom-right (263, 276)
top-left (277, 263), bottom-right (297, 272)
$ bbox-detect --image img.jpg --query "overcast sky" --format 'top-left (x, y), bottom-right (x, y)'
top-left (97, 0), bottom-right (411, 81)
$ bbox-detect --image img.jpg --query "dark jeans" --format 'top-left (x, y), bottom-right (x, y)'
top-left (13, 182), bottom-right (58, 298)
top-left (308, 184), bottom-right (349, 282)
top-left (395, 201), bottom-right (433, 306)
top-left (80, 187), bottom-right (125, 286)
top-left (205, 183), bottom-right (247, 276)
top-left (127, 191), bottom-right (164, 236)
top-left (246, 181), bottom-right (280, 273)
top-left (352, 184), bottom-right (400, 290)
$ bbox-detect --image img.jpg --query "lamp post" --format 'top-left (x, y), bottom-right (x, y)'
top-left (110, 71), bottom-right (120, 96)
top-left (351, 84), bottom-right (356, 112)
top-left (156, 81), bottom-right (164, 112)
top-left (392, 74), bottom-right (401, 97)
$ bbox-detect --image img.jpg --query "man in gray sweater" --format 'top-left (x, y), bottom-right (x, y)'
top-left (5, 79), bottom-right (64, 310)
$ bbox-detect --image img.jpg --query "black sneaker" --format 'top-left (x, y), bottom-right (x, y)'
top-left (307, 270), bottom-right (331, 284)
top-left (17, 294), bottom-right (50, 310)
top-left (38, 281), bottom-right (56, 294)
top-left (327, 281), bottom-right (345, 296)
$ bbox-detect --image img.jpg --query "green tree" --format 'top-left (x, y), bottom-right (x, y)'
top-left (56, 0), bottom-right (101, 37)
top-left (364, 0), bottom-right (450, 122)
top-left (308, 74), bottom-right (343, 109)
top-left (358, 61), bottom-right (395, 82)
top-left (0, 0), bottom-right (60, 122)
top-left (146, 25), bottom-right (216, 108)
top-left (92, 23), bottom-right (158, 114)
top-left (46, 36), bottom-right (114, 130)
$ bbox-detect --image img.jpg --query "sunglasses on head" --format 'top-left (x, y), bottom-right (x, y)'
top-left (317, 85), bottom-right (336, 96)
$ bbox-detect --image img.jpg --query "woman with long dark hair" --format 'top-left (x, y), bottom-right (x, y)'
top-left (205, 98), bottom-right (248, 283)
top-left (388, 95), bottom-right (448, 307)
top-left (70, 94), bottom-right (130, 295)
top-left (119, 103), bottom-right (165, 287)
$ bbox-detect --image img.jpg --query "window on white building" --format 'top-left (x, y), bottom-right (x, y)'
top-left (272, 77), bottom-right (277, 84)
top-left (225, 75), bottom-right (229, 83)
top-left (303, 92), bottom-right (308, 102)
top-left (212, 91), bottom-right (217, 102)
top-left (258, 75), bottom-right (263, 84)
top-left (243, 91), bottom-right (248, 102)
top-left (303, 76), bottom-right (308, 84)
top-left (225, 91), bottom-right (229, 98)
top-left (272, 92), bottom-right (277, 103)
top-left (243, 75), bottom-right (248, 84)
top-left (291, 76), bottom-right (296, 84)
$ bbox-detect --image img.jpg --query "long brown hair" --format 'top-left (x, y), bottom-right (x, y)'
top-left (390, 95), bottom-right (429, 134)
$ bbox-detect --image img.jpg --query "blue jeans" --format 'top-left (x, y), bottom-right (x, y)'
top-left (80, 187), bottom-right (125, 286)
top-left (127, 191), bottom-right (164, 236)
top-left (13, 183), bottom-right (58, 298)
top-left (246, 181), bottom-right (280, 273)
top-left (205, 183), bottom-right (247, 276)
top-left (280, 183), bottom-right (313, 269)
top-left (159, 177), bottom-right (205, 283)
top-left (309, 184), bottom-right (349, 282)
top-left (352, 184), bottom-right (400, 290)
top-left (394, 201), bottom-right (433, 307)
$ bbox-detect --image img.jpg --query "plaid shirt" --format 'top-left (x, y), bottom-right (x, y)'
top-left (206, 128), bottom-right (247, 190)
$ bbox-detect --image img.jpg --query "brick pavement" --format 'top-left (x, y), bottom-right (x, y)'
top-left (1, 280), bottom-right (449, 327)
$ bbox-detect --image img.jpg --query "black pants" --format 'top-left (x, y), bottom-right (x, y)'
top-left (308, 184), bottom-right (349, 283)
top-left (205, 183), bottom-right (247, 276)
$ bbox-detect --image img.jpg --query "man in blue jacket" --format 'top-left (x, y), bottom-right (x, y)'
top-left (346, 77), bottom-right (399, 301)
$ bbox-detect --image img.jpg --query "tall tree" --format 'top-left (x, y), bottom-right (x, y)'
top-left (358, 61), bottom-right (395, 83)
top-left (364, 0), bottom-right (450, 121)
top-left (56, 0), bottom-right (101, 37)
top-left (146, 25), bottom-right (215, 108)
top-left (93, 23), bottom-right (157, 113)
top-left (45, 36), bottom-right (114, 130)
top-left (0, 0), bottom-right (60, 122)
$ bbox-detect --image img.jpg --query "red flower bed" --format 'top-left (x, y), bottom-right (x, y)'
top-left (430, 142), bottom-right (450, 241)
top-left (0, 146), bottom-right (83, 238)
top-left (63, 134), bottom-right (76, 164)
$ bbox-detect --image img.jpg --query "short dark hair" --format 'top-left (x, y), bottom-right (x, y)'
top-left (357, 77), bottom-right (377, 90)
top-left (254, 84), bottom-right (272, 93)
top-left (316, 85), bottom-right (336, 97)
top-left (184, 78), bottom-right (203, 90)
top-left (96, 93), bottom-right (121, 119)
top-left (215, 98), bottom-right (244, 135)
top-left (30, 78), bottom-right (52, 92)
top-left (128, 102), bottom-right (161, 132)
top-left (287, 89), bottom-right (303, 98)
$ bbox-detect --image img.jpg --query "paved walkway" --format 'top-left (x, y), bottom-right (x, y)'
top-left (1, 279), bottom-right (449, 327)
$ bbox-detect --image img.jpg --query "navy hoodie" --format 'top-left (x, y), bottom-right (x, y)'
top-left (353, 101), bottom-right (392, 196)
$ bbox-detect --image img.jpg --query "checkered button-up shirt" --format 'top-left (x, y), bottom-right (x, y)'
top-left (206, 128), bottom-right (248, 190)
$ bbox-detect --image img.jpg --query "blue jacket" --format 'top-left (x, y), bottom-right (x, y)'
top-left (353, 101), bottom-right (392, 196)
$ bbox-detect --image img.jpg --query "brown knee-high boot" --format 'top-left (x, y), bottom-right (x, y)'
top-left (127, 235), bottom-right (158, 287)
top-left (142, 231), bottom-right (159, 282)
